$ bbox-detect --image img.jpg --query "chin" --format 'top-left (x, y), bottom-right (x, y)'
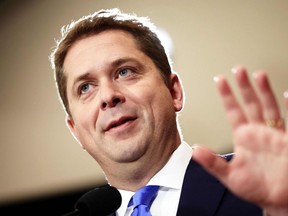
top-left (113, 145), bottom-right (147, 163)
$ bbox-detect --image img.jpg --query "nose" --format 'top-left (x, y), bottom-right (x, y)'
top-left (99, 82), bottom-right (125, 110)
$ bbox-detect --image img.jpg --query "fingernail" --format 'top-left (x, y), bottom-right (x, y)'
top-left (284, 91), bottom-right (288, 98)
top-left (213, 76), bottom-right (220, 82)
top-left (231, 67), bottom-right (238, 74)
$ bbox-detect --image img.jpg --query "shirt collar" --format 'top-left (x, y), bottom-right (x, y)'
top-left (147, 142), bottom-right (192, 189)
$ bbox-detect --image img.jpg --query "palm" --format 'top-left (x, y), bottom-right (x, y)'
top-left (227, 125), bottom-right (288, 207)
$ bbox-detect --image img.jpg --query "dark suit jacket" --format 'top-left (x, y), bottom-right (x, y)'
top-left (110, 156), bottom-right (262, 216)
top-left (176, 156), bottom-right (262, 215)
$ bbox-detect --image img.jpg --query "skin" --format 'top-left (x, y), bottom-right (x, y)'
top-left (193, 67), bottom-right (288, 215)
top-left (63, 30), bottom-right (184, 191)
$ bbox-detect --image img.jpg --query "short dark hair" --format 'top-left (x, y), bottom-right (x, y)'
top-left (50, 8), bottom-right (172, 117)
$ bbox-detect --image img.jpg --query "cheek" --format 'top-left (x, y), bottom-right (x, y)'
top-left (70, 105), bottom-right (100, 144)
top-left (143, 86), bottom-right (175, 122)
top-left (72, 100), bottom-right (100, 127)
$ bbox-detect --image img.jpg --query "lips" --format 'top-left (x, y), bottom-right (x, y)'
top-left (104, 116), bottom-right (137, 132)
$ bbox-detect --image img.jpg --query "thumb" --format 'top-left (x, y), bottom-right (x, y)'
top-left (193, 146), bottom-right (230, 183)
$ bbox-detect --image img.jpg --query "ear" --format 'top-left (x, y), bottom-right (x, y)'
top-left (169, 73), bottom-right (184, 112)
top-left (66, 116), bottom-right (84, 149)
top-left (66, 115), bottom-right (76, 135)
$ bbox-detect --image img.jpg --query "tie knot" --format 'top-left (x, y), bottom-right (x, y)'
top-left (129, 185), bottom-right (160, 208)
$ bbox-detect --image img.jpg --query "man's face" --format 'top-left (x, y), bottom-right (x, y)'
top-left (63, 30), bottom-right (183, 169)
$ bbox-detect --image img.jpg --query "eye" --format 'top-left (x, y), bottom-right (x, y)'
top-left (79, 83), bottom-right (91, 94)
top-left (118, 68), bottom-right (132, 78)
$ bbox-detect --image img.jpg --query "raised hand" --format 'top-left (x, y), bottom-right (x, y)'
top-left (193, 66), bottom-right (288, 214)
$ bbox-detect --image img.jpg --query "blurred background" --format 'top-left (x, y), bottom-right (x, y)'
top-left (0, 0), bottom-right (287, 215)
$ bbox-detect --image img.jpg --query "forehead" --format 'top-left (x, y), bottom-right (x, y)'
top-left (63, 30), bottom-right (142, 73)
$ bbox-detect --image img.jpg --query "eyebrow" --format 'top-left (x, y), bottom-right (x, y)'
top-left (111, 57), bottom-right (143, 69)
top-left (73, 72), bottom-right (92, 86)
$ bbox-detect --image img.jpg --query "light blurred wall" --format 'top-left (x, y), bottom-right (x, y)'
top-left (0, 0), bottom-right (287, 204)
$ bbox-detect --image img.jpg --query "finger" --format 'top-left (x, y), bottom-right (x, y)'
top-left (193, 146), bottom-right (230, 183)
top-left (232, 66), bottom-right (263, 123)
top-left (214, 75), bottom-right (247, 130)
top-left (254, 71), bottom-right (284, 130)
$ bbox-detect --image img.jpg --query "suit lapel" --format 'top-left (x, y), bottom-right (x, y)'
top-left (177, 159), bottom-right (227, 216)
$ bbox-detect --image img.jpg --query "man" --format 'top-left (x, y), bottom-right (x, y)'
top-left (50, 8), bottom-right (288, 215)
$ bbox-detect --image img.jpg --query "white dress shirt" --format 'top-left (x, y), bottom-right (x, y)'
top-left (116, 142), bottom-right (193, 216)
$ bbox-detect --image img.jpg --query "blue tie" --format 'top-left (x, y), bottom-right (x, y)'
top-left (128, 185), bottom-right (160, 216)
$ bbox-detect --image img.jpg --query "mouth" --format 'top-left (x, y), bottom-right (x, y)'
top-left (104, 116), bottom-right (137, 132)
